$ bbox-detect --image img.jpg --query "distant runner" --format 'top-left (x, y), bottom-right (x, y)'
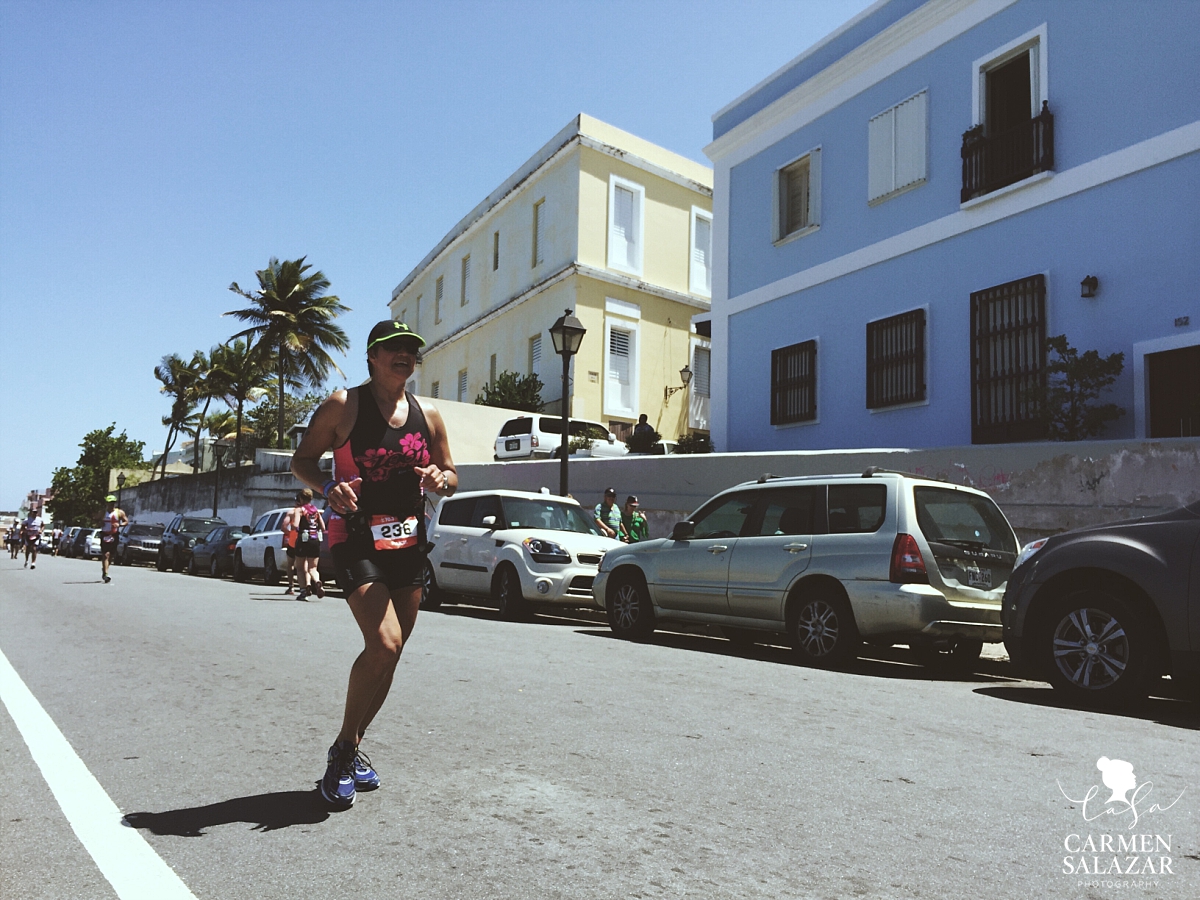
top-left (98, 494), bottom-right (128, 583)
top-left (21, 509), bottom-right (44, 569)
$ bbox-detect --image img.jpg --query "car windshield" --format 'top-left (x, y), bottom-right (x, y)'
top-left (500, 498), bottom-right (601, 535)
top-left (913, 487), bottom-right (1016, 553)
top-left (181, 518), bottom-right (222, 534)
top-left (127, 524), bottom-right (162, 536)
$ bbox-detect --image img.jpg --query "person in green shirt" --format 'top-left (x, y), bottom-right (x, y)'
top-left (619, 495), bottom-right (648, 544)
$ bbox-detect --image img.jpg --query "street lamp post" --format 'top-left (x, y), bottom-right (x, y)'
top-left (549, 308), bottom-right (586, 497)
top-left (211, 441), bottom-right (229, 518)
top-left (116, 472), bottom-right (126, 508)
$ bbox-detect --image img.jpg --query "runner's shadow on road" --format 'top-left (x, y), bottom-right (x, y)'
top-left (61, 580), bottom-right (105, 584)
top-left (122, 790), bottom-right (330, 836)
top-left (974, 685), bottom-right (1200, 730)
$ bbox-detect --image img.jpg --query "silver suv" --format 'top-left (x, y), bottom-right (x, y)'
top-left (593, 469), bottom-right (1019, 668)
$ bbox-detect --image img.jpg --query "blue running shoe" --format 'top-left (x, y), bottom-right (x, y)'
top-left (320, 741), bottom-right (356, 809)
top-left (353, 747), bottom-right (380, 791)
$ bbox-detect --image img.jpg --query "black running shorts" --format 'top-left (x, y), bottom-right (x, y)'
top-left (101, 537), bottom-right (118, 556)
top-left (331, 540), bottom-right (423, 594)
top-left (294, 538), bottom-right (320, 559)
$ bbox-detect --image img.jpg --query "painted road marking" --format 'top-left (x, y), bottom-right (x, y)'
top-left (0, 647), bottom-right (198, 900)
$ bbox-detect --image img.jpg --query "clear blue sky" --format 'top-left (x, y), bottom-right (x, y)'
top-left (0, 0), bottom-right (873, 511)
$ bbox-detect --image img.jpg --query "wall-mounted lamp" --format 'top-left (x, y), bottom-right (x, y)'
top-left (664, 364), bottom-right (693, 402)
top-left (1080, 275), bottom-right (1099, 298)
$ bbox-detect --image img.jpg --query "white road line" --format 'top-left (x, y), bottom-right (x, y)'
top-left (0, 647), bottom-right (198, 900)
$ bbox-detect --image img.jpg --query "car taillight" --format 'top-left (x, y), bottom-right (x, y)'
top-left (890, 533), bottom-right (928, 583)
top-left (531, 435), bottom-right (539, 447)
top-left (227, 542), bottom-right (236, 551)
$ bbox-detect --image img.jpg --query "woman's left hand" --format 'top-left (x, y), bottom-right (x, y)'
top-left (415, 464), bottom-right (449, 494)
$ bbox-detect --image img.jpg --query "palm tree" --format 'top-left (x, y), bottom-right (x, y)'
top-left (153, 353), bottom-right (200, 479)
top-left (189, 349), bottom-right (226, 473)
top-left (209, 338), bottom-right (273, 464)
top-left (225, 257), bottom-right (350, 448)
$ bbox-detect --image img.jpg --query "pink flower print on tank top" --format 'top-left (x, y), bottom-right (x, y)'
top-left (355, 433), bottom-right (430, 482)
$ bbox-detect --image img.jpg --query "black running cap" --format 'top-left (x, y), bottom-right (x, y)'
top-left (367, 320), bottom-right (426, 350)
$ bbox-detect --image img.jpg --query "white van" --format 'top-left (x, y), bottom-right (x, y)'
top-left (494, 416), bottom-right (628, 461)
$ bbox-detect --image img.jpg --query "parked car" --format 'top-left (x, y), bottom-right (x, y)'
top-left (628, 439), bottom-right (678, 456)
top-left (424, 489), bottom-right (624, 619)
top-left (1003, 501), bottom-right (1200, 705)
top-left (188, 525), bottom-right (251, 577)
top-left (116, 522), bottom-right (165, 566)
top-left (233, 508), bottom-right (294, 584)
top-left (594, 469), bottom-right (1020, 668)
top-left (157, 515), bottom-right (226, 572)
top-left (70, 528), bottom-right (97, 559)
top-left (60, 525), bottom-right (81, 561)
top-left (84, 531), bottom-right (104, 558)
top-left (494, 416), bottom-right (628, 461)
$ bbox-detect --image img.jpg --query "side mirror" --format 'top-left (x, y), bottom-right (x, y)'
top-left (608, 434), bottom-right (616, 443)
top-left (481, 515), bottom-right (497, 528)
top-left (671, 521), bottom-right (695, 541)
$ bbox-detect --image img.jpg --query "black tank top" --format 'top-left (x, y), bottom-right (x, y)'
top-left (331, 386), bottom-right (432, 525)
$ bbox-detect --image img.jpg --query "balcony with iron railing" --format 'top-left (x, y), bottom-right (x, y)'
top-left (961, 101), bottom-right (1054, 203)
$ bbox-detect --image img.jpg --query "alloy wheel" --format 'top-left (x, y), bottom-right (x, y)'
top-left (1052, 606), bottom-right (1130, 692)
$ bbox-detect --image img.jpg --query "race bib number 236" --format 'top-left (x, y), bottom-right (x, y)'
top-left (369, 515), bottom-right (419, 551)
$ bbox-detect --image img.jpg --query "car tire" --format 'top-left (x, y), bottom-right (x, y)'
top-left (210, 556), bottom-right (221, 578)
top-left (156, 550), bottom-right (167, 572)
top-left (494, 564), bottom-right (529, 621)
top-left (1039, 588), bottom-right (1156, 705)
top-left (606, 571), bottom-right (656, 640)
top-left (789, 586), bottom-right (859, 668)
top-left (186, 555), bottom-right (198, 576)
top-left (263, 549), bottom-right (280, 586)
top-left (172, 550), bottom-right (184, 573)
top-left (233, 551), bottom-right (247, 583)
top-left (420, 560), bottom-right (443, 610)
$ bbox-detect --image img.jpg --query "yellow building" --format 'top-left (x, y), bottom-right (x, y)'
top-left (389, 114), bottom-right (713, 441)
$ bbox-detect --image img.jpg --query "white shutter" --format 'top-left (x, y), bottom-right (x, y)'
top-left (461, 255), bottom-right (471, 305)
top-left (530, 334), bottom-right (542, 378)
top-left (693, 346), bottom-right (711, 397)
top-left (894, 90), bottom-right (927, 190)
top-left (431, 381), bottom-right (440, 399)
top-left (691, 215), bottom-right (712, 295)
top-left (458, 370), bottom-right (468, 403)
top-left (868, 108), bottom-right (895, 202)
top-left (613, 186), bottom-right (635, 268)
top-left (607, 328), bottom-right (632, 412)
top-left (533, 201), bottom-right (545, 266)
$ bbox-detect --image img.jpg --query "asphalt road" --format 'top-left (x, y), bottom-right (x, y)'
top-left (2, 554), bottom-right (1198, 900)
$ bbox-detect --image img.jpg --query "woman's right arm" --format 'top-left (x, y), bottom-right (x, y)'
top-left (292, 390), bottom-right (351, 506)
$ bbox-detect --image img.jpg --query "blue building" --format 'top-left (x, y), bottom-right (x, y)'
top-left (703, 0), bottom-right (1200, 451)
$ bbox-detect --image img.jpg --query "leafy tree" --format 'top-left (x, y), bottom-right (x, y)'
top-left (153, 353), bottom-right (200, 477)
top-left (625, 427), bottom-right (662, 454)
top-left (475, 370), bottom-right (544, 412)
top-left (1030, 334), bottom-right (1126, 441)
top-left (210, 337), bottom-right (272, 464)
top-left (49, 425), bottom-right (146, 525)
top-left (674, 432), bottom-right (713, 454)
top-left (242, 391), bottom-right (325, 454)
top-left (226, 257), bottom-right (350, 448)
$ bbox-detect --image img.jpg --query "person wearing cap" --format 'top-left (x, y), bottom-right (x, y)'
top-left (593, 488), bottom-right (621, 539)
top-left (618, 495), bottom-right (648, 544)
top-left (20, 508), bottom-right (44, 569)
top-left (292, 319), bottom-right (458, 810)
top-left (97, 494), bottom-right (128, 583)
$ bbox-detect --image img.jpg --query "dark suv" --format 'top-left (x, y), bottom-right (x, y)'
top-left (116, 522), bottom-right (165, 566)
top-left (157, 515), bottom-right (226, 572)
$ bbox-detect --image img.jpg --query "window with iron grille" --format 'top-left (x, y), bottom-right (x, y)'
top-left (867, 309), bottom-right (926, 408)
top-left (771, 340), bottom-right (817, 425)
top-left (970, 274), bottom-right (1047, 443)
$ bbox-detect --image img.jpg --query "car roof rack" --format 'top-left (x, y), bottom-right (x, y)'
top-left (756, 473), bottom-right (779, 483)
top-left (861, 466), bottom-right (947, 483)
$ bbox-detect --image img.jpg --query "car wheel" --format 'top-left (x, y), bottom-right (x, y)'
top-left (263, 549), bottom-right (280, 586)
top-left (420, 560), bottom-right (443, 610)
top-left (606, 572), bottom-right (656, 640)
top-left (789, 587), bottom-right (859, 668)
top-left (210, 556), bottom-right (220, 578)
top-left (172, 550), bottom-right (184, 573)
top-left (186, 555), bottom-right (198, 576)
top-left (233, 551), bottom-right (247, 582)
top-left (1040, 589), bottom-right (1155, 705)
top-left (156, 550), bottom-right (167, 572)
top-left (494, 565), bottom-right (529, 621)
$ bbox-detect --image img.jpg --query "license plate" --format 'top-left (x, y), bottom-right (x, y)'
top-left (505, 439), bottom-right (521, 451)
top-left (966, 566), bottom-right (992, 589)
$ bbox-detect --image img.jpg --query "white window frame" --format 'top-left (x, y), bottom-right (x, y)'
top-left (607, 174), bottom-right (645, 277)
top-left (603, 298), bottom-right (641, 418)
top-left (773, 146), bottom-right (821, 245)
top-left (460, 254), bottom-right (471, 306)
top-left (689, 206), bottom-right (713, 298)
top-left (868, 89), bottom-right (929, 206)
top-left (457, 369), bottom-right (468, 403)
top-left (971, 24), bottom-right (1048, 130)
